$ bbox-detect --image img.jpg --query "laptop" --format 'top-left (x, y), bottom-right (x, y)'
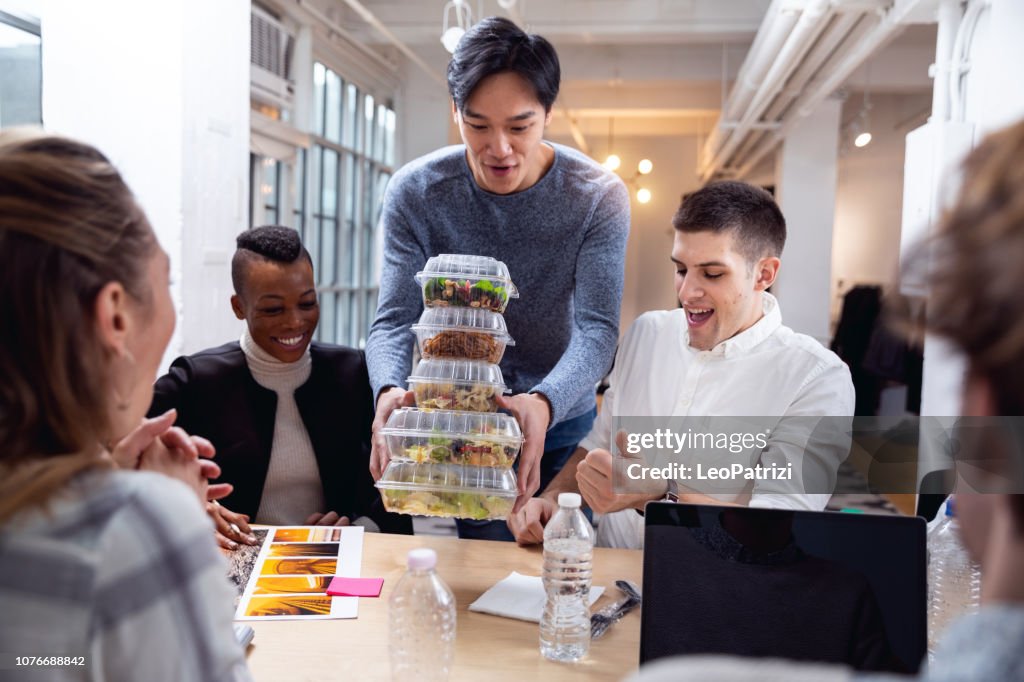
top-left (640, 502), bottom-right (927, 674)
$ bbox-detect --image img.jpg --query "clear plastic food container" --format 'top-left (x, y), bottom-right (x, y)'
top-left (376, 461), bottom-right (518, 520)
top-left (407, 358), bottom-right (507, 412)
top-left (382, 408), bottom-right (524, 468)
top-left (414, 254), bottom-right (519, 313)
top-left (412, 307), bottom-right (515, 364)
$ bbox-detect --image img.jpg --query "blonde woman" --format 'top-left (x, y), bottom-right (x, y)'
top-left (0, 131), bottom-right (251, 681)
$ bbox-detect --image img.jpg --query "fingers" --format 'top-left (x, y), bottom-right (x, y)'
top-left (304, 512), bottom-right (325, 525)
top-left (159, 426), bottom-right (198, 459)
top-left (512, 445), bottom-right (540, 513)
top-left (223, 509), bottom-right (254, 539)
top-left (371, 388), bottom-right (412, 480)
top-left (206, 482), bottom-right (233, 502)
top-left (198, 458), bottom-right (222, 481)
top-left (190, 435), bottom-right (216, 459)
top-left (215, 531), bottom-right (240, 551)
top-left (369, 439), bottom-right (387, 481)
top-left (315, 511), bottom-right (340, 526)
top-left (577, 451), bottom-right (616, 514)
top-left (334, 516), bottom-right (351, 527)
top-left (109, 410), bottom-right (177, 469)
top-left (223, 508), bottom-right (257, 544)
top-left (508, 500), bottom-right (547, 546)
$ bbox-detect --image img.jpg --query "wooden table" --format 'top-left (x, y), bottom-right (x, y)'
top-left (246, 533), bottom-right (643, 681)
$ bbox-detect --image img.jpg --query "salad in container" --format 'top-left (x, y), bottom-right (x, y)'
top-left (382, 407), bottom-right (523, 468)
top-left (412, 306), bottom-right (515, 364)
top-left (407, 358), bottom-right (507, 412)
top-left (376, 461), bottom-right (518, 520)
top-left (415, 254), bottom-right (518, 313)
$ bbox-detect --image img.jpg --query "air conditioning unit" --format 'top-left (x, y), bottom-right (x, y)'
top-left (251, 6), bottom-right (295, 112)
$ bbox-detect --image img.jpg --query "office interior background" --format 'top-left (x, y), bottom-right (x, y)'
top-left (2, 0), bottom-right (1022, 434)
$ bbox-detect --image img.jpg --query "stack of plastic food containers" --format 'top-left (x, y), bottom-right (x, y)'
top-left (377, 255), bottom-right (524, 520)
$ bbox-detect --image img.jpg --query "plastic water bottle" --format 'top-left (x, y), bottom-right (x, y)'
top-left (540, 492), bottom-right (595, 662)
top-left (927, 497), bottom-right (981, 657)
top-left (389, 548), bottom-right (456, 681)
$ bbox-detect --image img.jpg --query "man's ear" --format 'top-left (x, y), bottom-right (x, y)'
top-left (94, 281), bottom-right (130, 356)
top-left (451, 99), bottom-right (459, 125)
top-left (230, 294), bottom-right (246, 321)
top-left (544, 107), bottom-right (553, 127)
top-left (753, 257), bottom-right (781, 291)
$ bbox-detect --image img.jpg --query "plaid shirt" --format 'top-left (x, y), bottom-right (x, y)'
top-left (0, 470), bottom-right (252, 682)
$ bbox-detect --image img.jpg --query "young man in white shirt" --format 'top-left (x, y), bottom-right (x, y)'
top-left (509, 181), bottom-right (855, 549)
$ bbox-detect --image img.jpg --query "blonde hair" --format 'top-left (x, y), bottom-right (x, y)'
top-left (0, 130), bottom-right (156, 523)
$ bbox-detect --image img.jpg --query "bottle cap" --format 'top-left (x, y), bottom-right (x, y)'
top-left (407, 548), bottom-right (438, 570)
top-left (558, 492), bottom-right (582, 509)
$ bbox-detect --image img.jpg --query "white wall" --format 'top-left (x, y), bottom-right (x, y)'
top-left (914, 0), bottom-right (1024, 420)
top-left (832, 92), bottom-right (931, 320)
top-left (41, 0), bottom-right (250, 369)
top-left (773, 98), bottom-right (841, 344)
top-left (550, 132), bottom-right (703, 334)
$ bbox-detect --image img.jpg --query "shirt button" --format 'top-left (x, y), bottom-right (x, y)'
top-left (678, 399), bottom-right (691, 408)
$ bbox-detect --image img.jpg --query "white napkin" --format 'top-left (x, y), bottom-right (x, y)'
top-left (468, 571), bottom-right (605, 623)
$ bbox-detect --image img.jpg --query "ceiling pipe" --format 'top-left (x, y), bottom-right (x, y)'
top-left (294, 0), bottom-right (399, 77)
top-left (931, 0), bottom-right (962, 122)
top-left (728, 9), bottom-right (858, 172)
top-left (723, 0), bottom-right (799, 123)
top-left (337, 0), bottom-right (447, 88)
top-left (763, 11), bottom-right (863, 121)
top-left (702, 0), bottom-right (799, 172)
top-left (701, 0), bottom-right (836, 182)
top-left (735, 12), bottom-right (880, 177)
top-left (734, 0), bottom-right (926, 180)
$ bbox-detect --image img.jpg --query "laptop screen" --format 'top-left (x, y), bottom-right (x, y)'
top-left (640, 503), bottom-right (926, 673)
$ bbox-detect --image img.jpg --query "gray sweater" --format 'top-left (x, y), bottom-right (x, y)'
top-left (366, 142), bottom-right (630, 425)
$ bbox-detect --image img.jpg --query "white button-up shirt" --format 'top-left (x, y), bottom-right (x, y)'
top-left (581, 293), bottom-right (855, 548)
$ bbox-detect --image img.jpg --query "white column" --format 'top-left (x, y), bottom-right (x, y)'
top-left (772, 96), bottom-right (842, 345)
top-left (41, 0), bottom-right (250, 368)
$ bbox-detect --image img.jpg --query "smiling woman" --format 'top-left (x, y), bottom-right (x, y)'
top-left (149, 225), bottom-right (411, 543)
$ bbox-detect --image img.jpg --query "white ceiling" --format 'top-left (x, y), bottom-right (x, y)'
top-left (328, 0), bottom-right (772, 46)
top-left (308, 0), bottom-right (935, 140)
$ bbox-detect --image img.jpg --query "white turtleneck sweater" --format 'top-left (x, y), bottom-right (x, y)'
top-left (241, 328), bottom-right (325, 525)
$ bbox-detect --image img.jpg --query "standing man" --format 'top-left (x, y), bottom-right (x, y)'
top-left (366, 17), bottom-right (630, 540)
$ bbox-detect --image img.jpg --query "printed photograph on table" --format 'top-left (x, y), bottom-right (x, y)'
top-left (260, 557), bottom-right (339, 576)
top-left (253, 576), bottom-right (335, 595)
top-left (268, 543), bottom-right (341, 558)
top-left (236, 526), bottom-right (365, 621)
top-left (272, 527), bottom-right (344, 542)
top-left (244, 595), bottom-right (334, 617)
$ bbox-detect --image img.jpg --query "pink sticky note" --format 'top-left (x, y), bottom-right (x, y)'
top-left (327, 576), bottom-right (384, 598)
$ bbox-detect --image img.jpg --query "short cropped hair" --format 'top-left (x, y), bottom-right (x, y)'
top-left (672, 181), bottom-right (786, 264)
top-left (231, 225), bottom-right (313, 296)
top-left (446, 16), bottom-right (560, 113)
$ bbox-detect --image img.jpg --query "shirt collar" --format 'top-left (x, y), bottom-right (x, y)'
top-left (689, 292), bottom-right (782, 360)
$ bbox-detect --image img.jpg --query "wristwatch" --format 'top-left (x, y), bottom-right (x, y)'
top-left (636, 480), bottom-right (679, 517)
top-left (663, 479), bottom-right (679, 503)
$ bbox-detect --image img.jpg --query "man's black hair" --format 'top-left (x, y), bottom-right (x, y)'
top-left (672, 181), bottom-right (786, 264)
top-left (231, 225), bottom-right (313, 296)
top-left (446, 16), bottom-right (560, 113)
